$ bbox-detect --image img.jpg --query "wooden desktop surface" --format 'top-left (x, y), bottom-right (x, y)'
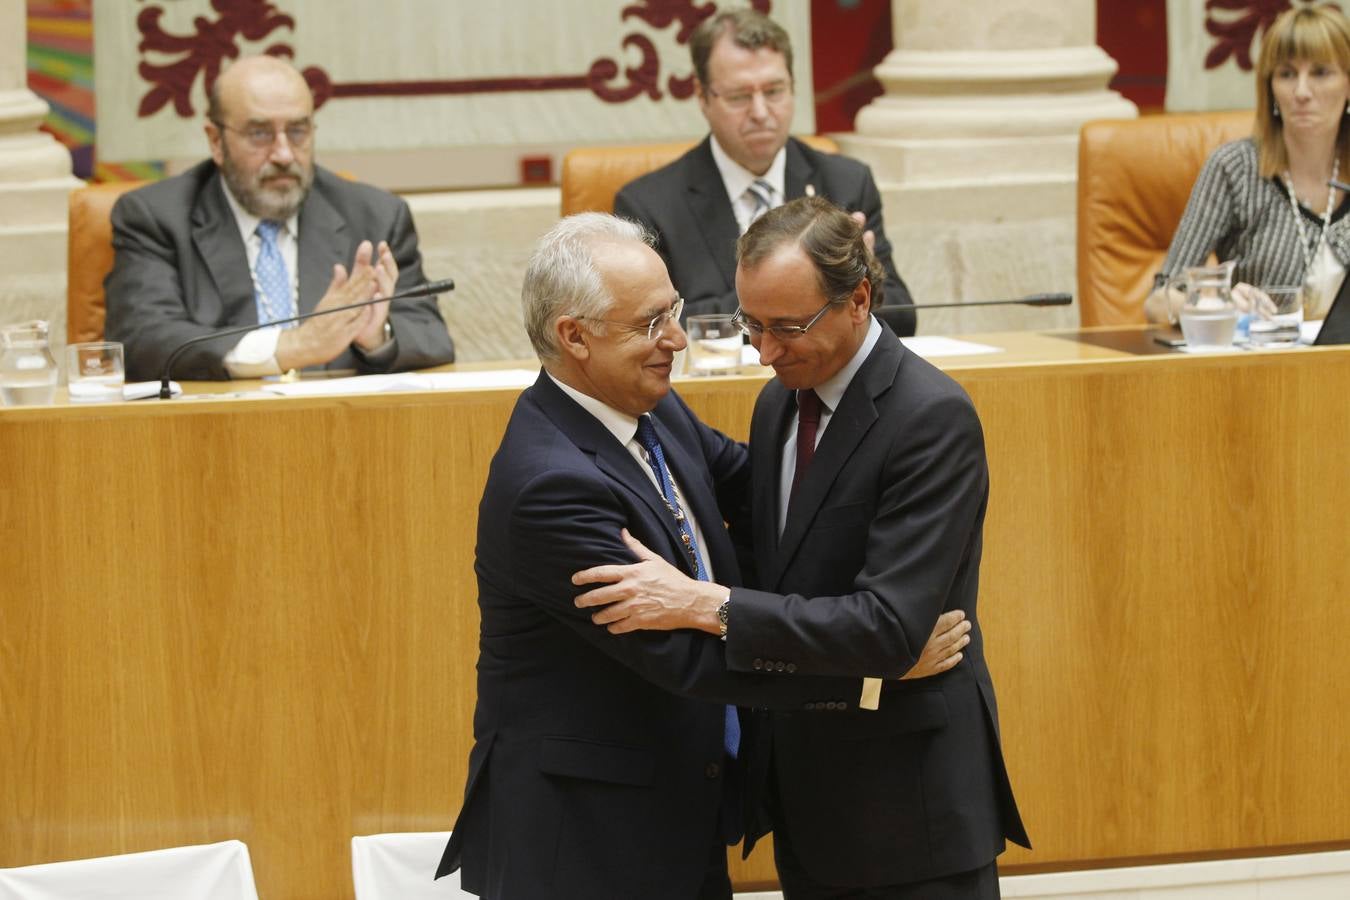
top-left (3, 329), bottom-right (1348, 896)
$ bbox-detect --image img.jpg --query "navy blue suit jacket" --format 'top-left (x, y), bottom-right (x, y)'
top-left (438, 373), bottom-right (860, 900)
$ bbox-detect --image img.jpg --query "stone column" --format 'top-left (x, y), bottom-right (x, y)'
top-left (0, 0), bottom-right (80, 337)
top-left (835, 0), bottom-right (1136, 333)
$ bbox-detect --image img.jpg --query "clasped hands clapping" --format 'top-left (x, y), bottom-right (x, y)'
top-left (275, 239), bottom-right (395, 371)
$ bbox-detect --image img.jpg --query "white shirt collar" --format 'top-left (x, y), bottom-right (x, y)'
top-left (812, 316), bottom-right (883, 413)
top-left (220, 177), bottom-right (299, 246)
top-left (546, 371), bottom-right (641, 448)
top-left (709, 134), bottom-right (786, 208)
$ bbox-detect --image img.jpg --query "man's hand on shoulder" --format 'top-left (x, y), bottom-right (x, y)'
top-left (849, 210), bottom-right (876, 254)
top-left (573, 529), bottom-right (728, 635)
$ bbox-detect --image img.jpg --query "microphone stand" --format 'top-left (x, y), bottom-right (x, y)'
top-left (883, 293), bottom-right (1073, 311)
top-left (156, 278), bottom-right (454, 399)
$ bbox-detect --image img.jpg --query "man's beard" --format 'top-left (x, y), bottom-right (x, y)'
top-left (220, 144), bottom-right (313, 221)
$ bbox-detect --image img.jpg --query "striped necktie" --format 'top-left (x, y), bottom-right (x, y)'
top-left (745, 178), bottom-right (775, 229)
top-left (634, 415), bottom-right (741, 758)
top-left (254, 220), bottom-right (297, 326)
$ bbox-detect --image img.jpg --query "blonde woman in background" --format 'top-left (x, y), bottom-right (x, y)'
top-left (1147, 3), bottom-right (1350, 331)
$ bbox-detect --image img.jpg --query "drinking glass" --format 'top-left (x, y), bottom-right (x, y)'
top-left (1247, 286), bottom-right (1303, 349)
top-left (685, 314), bottom-right (742, 376)
top-left (66, 341), bottom-right (125, 402)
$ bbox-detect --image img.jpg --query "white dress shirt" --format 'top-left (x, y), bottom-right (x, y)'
top-left (219, 181), bottom-right (298, 377)
top-left (709, 135), bottom-right (787, 236)
top-left (778, 315), bottom-right (882, 536)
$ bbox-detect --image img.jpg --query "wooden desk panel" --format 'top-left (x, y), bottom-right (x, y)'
top-left (3, 334), bottom-right (1348, 898)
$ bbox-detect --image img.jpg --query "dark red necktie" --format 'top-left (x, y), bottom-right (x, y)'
top-left (791, 389), bottom-right (822, 499)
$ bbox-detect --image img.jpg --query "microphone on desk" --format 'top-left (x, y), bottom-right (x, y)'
top-left (874, 292), bottom-right (1072, 332)
top-left (157, 278), bottom-right (454, 399)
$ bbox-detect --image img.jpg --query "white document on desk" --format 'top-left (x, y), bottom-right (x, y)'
top-left (261, 369), bottom-right (538, 397)
top-left (899, 336), bottom-right (1002, 358)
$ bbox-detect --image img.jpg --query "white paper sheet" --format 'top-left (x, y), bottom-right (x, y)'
top-left (260, 369), bottom-right (538, 397)
top-left (899, 336), bottom-right (1003, 357)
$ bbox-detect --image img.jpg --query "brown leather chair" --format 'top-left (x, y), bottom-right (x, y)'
top-left (67, 181), bottom-right (144, 344)
top-left (1076, 110), bottom-right (1253, 326)
top-left (560, 135), bottom-right (840, 217)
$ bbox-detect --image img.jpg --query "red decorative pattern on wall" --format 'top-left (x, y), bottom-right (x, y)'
top-left (130, 0), bottom-right (772, 117)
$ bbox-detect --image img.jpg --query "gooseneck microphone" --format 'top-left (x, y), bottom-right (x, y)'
top-left (873, 292), bottom-right (1071, 332)
top-left (885, 292), bottom-right (1073, 310)
top-left (157, 278), bottom-right (454, 399)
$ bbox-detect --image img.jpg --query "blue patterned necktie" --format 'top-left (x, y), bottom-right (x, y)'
top-left (254, 220), bottom-right (297, 326)
top-left (745, 178), bottom-right (775, 229)
top-left (634, 415), bottom-right (740, 758)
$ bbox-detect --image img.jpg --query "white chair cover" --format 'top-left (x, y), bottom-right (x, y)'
top-left (0, 840), bottom-right (259, 900)
top-left (350, 832), bottom-right (474, 899)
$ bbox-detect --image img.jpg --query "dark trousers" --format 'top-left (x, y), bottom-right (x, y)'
top-left (696, 836), bottom-right (733, 900)
top-left (772, 824), bottom-right (1000, 900)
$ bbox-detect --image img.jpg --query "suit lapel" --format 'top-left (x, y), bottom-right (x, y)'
top-left (681, 138), bottom-right (741, 291)
top-left (772, 332), bottom-right (904, 588)
top-left (190, 173), bottom-right (258, 326)
top-left (784, 137), bottom-right (820, 202)
top-left (296, 182), bottom-right (349, 315)
top-left (531, 375), bottom-right (696, 578)
top-left (749, 380), bottom-right (795, 584)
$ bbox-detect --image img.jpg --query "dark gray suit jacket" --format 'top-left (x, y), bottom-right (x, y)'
top-left (614, 136), bottom-right (915, 334)
top-left (728, 325), bottom-right (1029, 886)
top-left (105, 160), bottom-right (455, 381)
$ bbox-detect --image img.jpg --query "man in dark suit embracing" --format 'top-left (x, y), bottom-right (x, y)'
top-left (437, 213), bottom-right (963, 899)
top-left (615, 9), bottom-right (915, 333)
top-left (575, 197), bottom-right (1029, 898)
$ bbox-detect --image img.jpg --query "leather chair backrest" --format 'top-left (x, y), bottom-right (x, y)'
top-left (560, 134), bottom-right (840, 217)
top-left (1076, 111), bottom-right (1253, 326)
top-left (67, 181), bottom-right (144, 344)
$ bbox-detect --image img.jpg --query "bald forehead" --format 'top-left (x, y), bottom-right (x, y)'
top-left (215, 56), bottom-right (313, 122)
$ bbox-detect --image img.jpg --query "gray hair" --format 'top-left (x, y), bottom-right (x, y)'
top-left (522, 213), bottom-right (655, 363)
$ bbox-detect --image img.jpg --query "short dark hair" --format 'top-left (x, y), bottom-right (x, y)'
top-left (689, 9), bottom-right (793, 88)
top-left (737, 196), bottom-right (884, 310)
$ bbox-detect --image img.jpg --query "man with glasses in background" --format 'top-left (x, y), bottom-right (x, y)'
top-left (106, 55), bottom-right (454, 381)
top-left (437, 211), bottom-right (962, 899)
top-left (615, 8), bottom-right (915, 334)
top-left (574, 198), bottom-right (1029, 898)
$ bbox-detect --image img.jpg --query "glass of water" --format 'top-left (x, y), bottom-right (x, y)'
top-left (0, 320), bottom-right (59, 407)
top-left (1247, 285), bottom-right (1303, 348)
top-left (685, 314), bottom-right (742, 376)
top-left (66, 341), bottom-right (125, 402)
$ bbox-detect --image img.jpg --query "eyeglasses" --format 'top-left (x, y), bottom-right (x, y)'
top-left (706, 81), bottom-right (793, 111)
top-left (214, 120), bottom-right (316, 150)
top-left (575, 297), bottom-right (685, 342)
top-left (732, 297), bottom-right (843, 340)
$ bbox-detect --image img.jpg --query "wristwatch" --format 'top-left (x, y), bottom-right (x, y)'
top-left (716, 598), bottom-right (730, 641)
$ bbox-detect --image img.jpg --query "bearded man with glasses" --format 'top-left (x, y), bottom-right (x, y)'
top-left (615, 8), bottom-right (915, 334)
top-left (574, 198), bottom-right (1029, 899)
top-left (106, 55), bottom-right (454, 381)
